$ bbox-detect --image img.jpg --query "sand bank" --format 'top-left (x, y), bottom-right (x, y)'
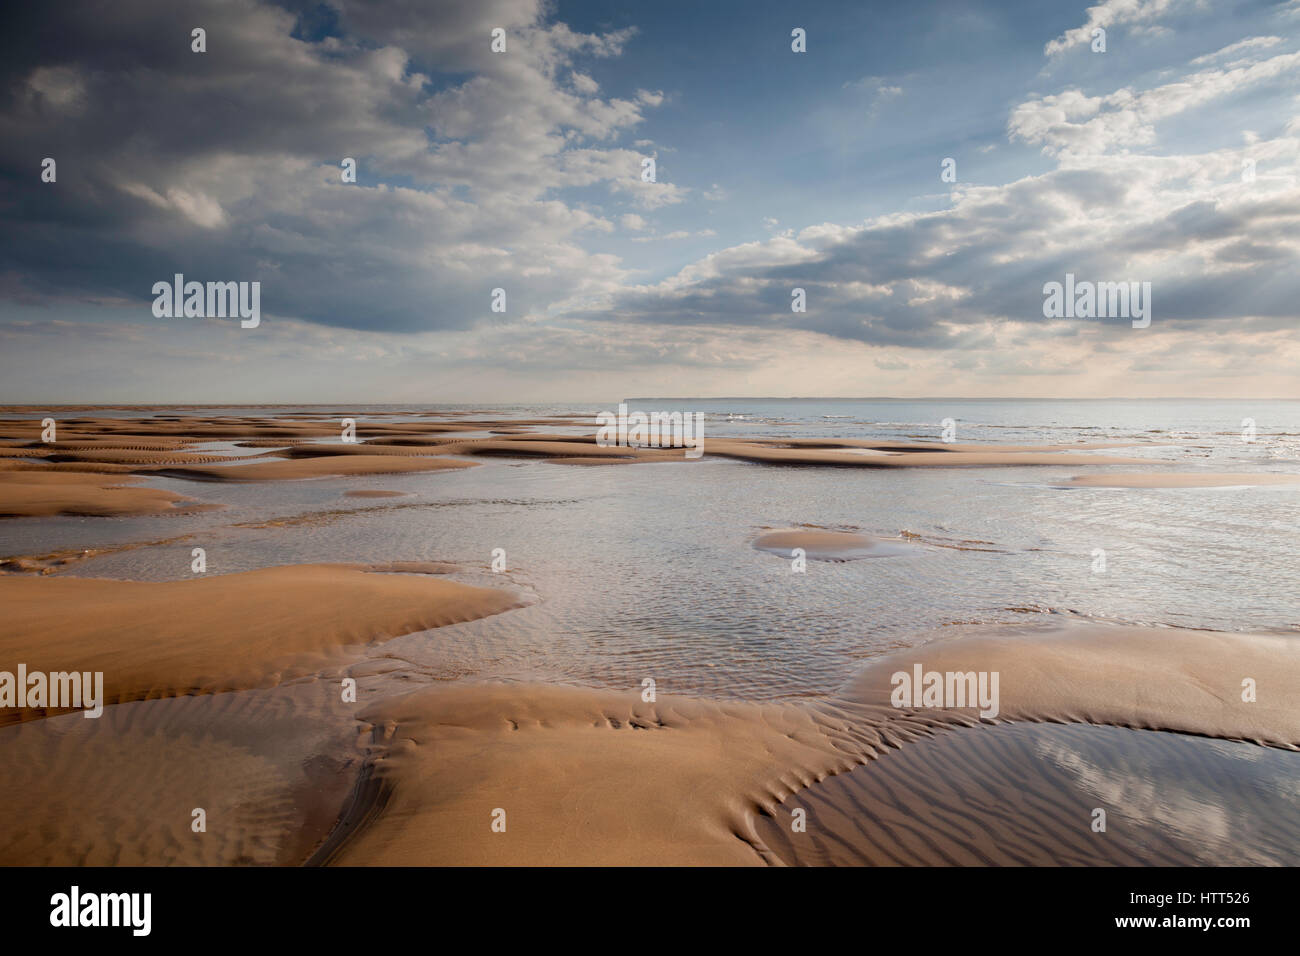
top-left (0, 683), bottom-right (362, 865)
top-left (0, 415), bottom-right (1178, 478)
top-left (320, 622), bottom-right (1299, 865)
top-left (0, 471), bottom-right (206, 518)
top-left (0, 564), bottom-right (524, 725)
top-left (752, 529), bottom-right (910, 560)
top-left (840, 622), bottom-right (1300, 749)
top-left (706, 438), bottom-right (1158, 467)
top-left (319, 683), bottom-right (848, 866)
top-left (150, 455), bottom-right (477, 482)
top-left (437, 438), bottom-right (688, 462)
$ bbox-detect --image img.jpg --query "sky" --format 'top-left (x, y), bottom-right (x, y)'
top-left (2, 0), bottom-right (1299, 403)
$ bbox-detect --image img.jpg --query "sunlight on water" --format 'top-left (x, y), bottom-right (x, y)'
top-left (3, 400), bottom-right (1297, 701)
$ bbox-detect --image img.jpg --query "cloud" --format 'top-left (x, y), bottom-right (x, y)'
top-left (1044, 0), bottom-right (1198, 56)
top-left (3, 0), bottom-right (1298, 400)
top-left (570, 71), bottom-right (600, 94)
top-left (630, 228), bottom-right (717, 242)
top-left (0, 0), bottom-right (667, 332)
top-left (1190, 35), bottom-right (1284, 65)
top-left (1010, 50), bottom-right (1300, 156)
top-left (843, 75), bottom-right (905, 116)
top-left (590, 107), bottom-right (1300, 349)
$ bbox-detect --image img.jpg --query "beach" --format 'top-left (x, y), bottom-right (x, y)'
top-left (1, 402), bottom-right (1298, 866)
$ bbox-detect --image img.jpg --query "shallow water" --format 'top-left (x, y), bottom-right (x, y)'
top-left (2, 399), bottom-right (1298, 703)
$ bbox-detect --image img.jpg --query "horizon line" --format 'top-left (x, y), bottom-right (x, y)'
top-left (2, 395), bottom-right (1299, 408)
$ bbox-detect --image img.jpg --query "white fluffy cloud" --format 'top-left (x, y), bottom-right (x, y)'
top-left (591, 44), bottom-right (1300, 372)
top-left (0, 0), bottom-right (672, 331)
top-left (1012, 49), bottom-right (1300, 157)
top-left (3, 0), bottom-right (1298, 399)
top-left (1044, 0), bottom-right (1199, 56)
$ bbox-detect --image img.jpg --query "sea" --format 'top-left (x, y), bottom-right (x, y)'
top-left (4, 397), bottom-right (1297, 702)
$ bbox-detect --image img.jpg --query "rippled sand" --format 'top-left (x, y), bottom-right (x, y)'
top-left (314, 621), bottom-right (1299, 866)
top-left (1, 410), bottom-right (1297, 867)
top-left (756, 721), bottom-right (1300, 866)
top-left (0, 563), bottom-right (523, 725)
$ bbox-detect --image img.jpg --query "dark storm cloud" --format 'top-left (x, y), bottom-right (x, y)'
top-left (0, 0), bottom-right (647, 331)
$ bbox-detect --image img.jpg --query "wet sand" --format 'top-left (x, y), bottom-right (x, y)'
top-left (753, 529), bottom-right (911, 560)
top-left (1, 409), bottom-right (1297, 867)
top-left (0, 414), bottom-right (1168, 490)
top-left (0, 412), bottom-right (1197, 517)
top-left (755, 721), bottom-right (1300, 866)
top-left (0, 563), bottom-right (524, 725)
top-left (0, 683), bottom-right (361, 866)
top-left (0, 471), bottom-right (207, 517)
top-left (317, 621), bottom-right (1299, 866)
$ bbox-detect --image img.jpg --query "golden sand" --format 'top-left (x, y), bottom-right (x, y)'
top-left (319, 623), bottom-right (1299, 865)
top-left (0, 471), bottom-right (206, 518)
top-left (2, 411), bottom-right (1297, 867)
top-left (0, 564), bottom-right (523, 725)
